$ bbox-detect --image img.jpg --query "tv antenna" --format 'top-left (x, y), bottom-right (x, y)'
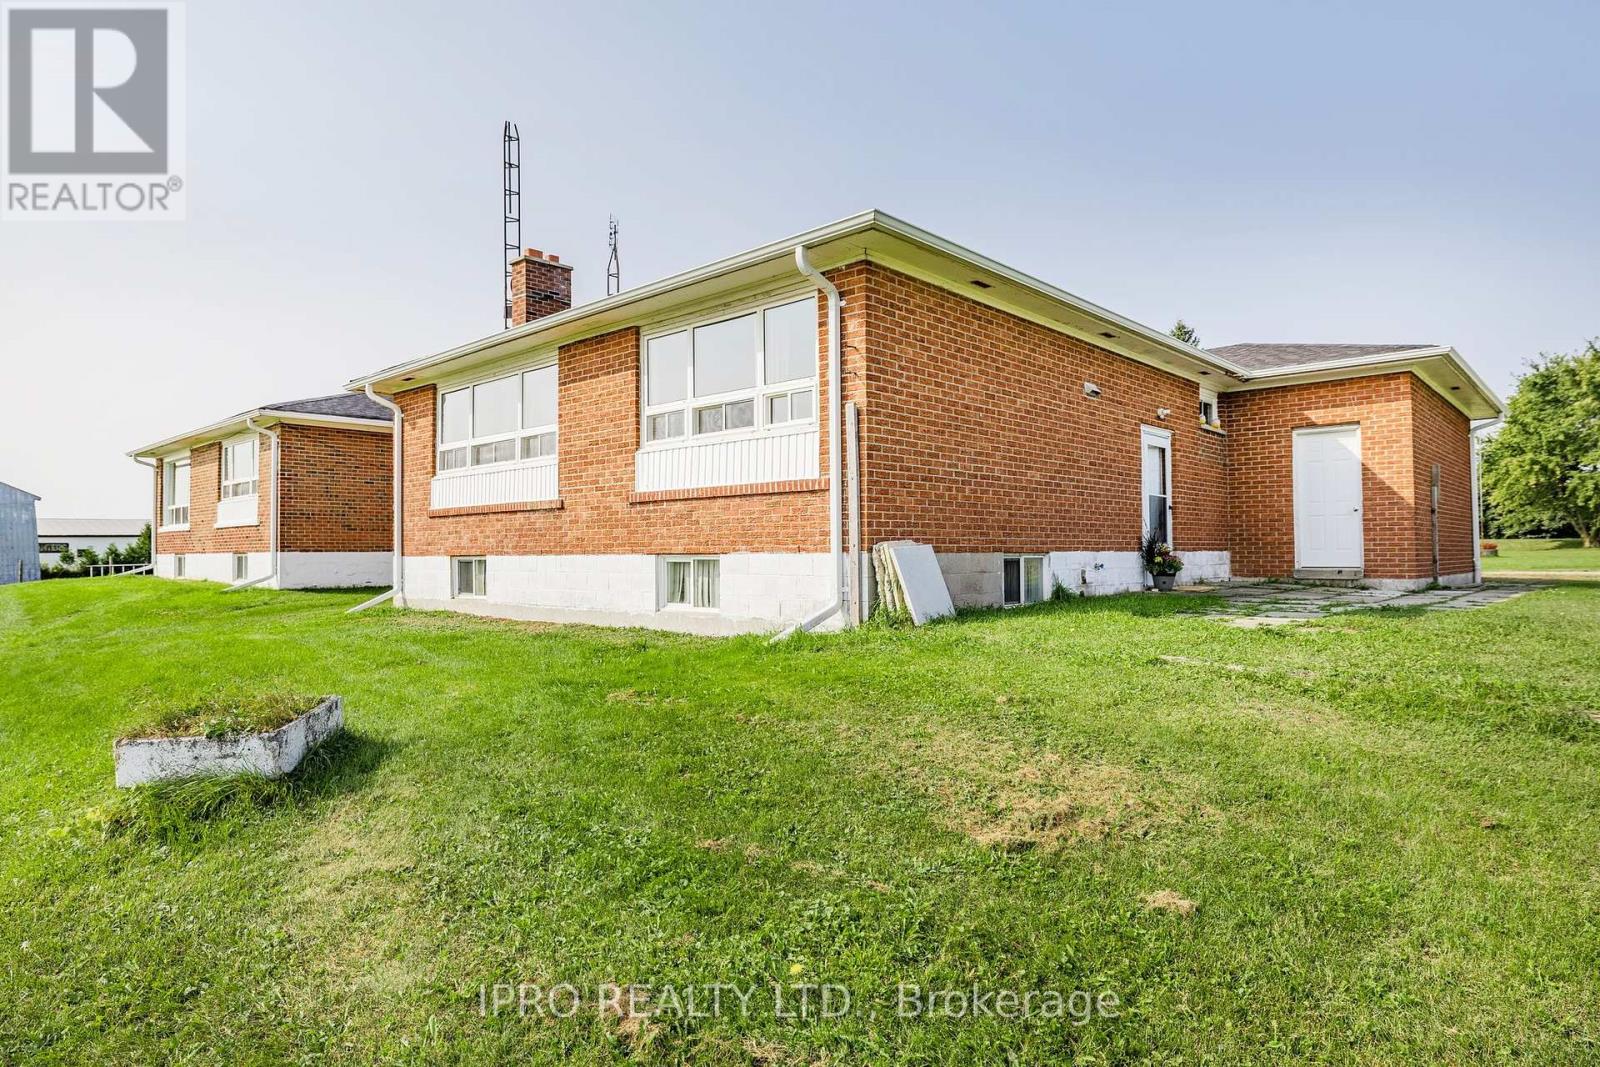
top-left (502, 121), bottom-right (521, 328)
top-left (606, 215), bottom-right (621, 296)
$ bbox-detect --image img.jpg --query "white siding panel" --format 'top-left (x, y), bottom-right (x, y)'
top-left (430, 462), bottom-right (558, 509)
top-left (634, 430), bottom-right (819, 493)
top-left (214, 495), bottom-right (258, 528)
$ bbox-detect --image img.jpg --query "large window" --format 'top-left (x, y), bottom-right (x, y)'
top-left (642, 295), bottom-right (817, 444)
top-left (220, 435), bottom-right (258, 499)
top-left (438, 364), bottom-right (558, 472)
top-left (162, 457), bottom-right (190, 527)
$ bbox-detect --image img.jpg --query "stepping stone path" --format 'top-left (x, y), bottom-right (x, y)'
top-left (1180, 581), bottom-right (1545, 626)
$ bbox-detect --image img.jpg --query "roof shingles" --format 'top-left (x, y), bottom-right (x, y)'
top-left (1210, 343), bottom-right (1437, 373)
top-left (261, 393), bottom-right (392, 421)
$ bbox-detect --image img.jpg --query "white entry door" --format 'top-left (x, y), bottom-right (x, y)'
top-left (1141, 426), bottom-right (1173, 546)
top-left (1293, 426), bottom-right (1364, 570)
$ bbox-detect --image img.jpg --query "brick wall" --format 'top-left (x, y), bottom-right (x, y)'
top-left (1222, 372), bottom-right (1473, 580)
top-left (153, 437), bottom-right (270, 556)
top-left (394, 264), bottom-right (872, 557)
top-left (1409, 376), bottom-right (1475, 577)
top-left (154, 425), bottom-right (392, 557)
top-left (277, 424), bottom-right (393, 552)
top-left (858, 264), bottom-right (1230, 554)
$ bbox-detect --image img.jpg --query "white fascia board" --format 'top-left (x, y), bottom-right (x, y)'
top-left (345, 209), bottom-right (1249, 394)
top-left (128, 410), bottom-right (392, 459)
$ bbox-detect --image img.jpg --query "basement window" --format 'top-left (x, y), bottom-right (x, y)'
top-left (438, 362), bottom-right (558, 472)
top-left (662, 557), bottom-right (719, 610)
top-left (174, 554), bottom-right (187, 578)
top-left (1002, 556), bottom-right (1045, 606)
top-left (452, 557), bottom-right (487, 598)
top-left (642, 295), bottom-right (817, 444)
top-left (232, 553), bottom-right (248, 581)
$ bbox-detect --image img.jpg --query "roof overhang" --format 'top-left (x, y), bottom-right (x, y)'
top-left (128, 409), bottom-right (392, 460)
top-left (346, 209), bottom-right (1250, 395)
top-left (1222, 346), bottom-right (1503, 419)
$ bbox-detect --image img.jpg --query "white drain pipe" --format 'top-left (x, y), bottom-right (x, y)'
top-left (348, 384), bottom-right (404, 613)
top-left (223, 418), bottom-right (280, 591)
top-left (775, 245), bottom-right (846, 639)
top-left (1469, 416), bottom-right (1502, 585)
top-left (133, 456), bottom-right (159, 572)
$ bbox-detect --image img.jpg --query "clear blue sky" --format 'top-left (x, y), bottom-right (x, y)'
top-left (3, 0), bottom-right (1596, 518)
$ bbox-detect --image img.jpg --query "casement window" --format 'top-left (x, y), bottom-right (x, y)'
top-left (452, 557), bottom-right (487, 598)
top-left (437, 363), bottom-right (558, 472)
top-left (1002, 555), bottom-right (1046, 607)
top-left (162, 457), bottom-right (190, 527)
top-left (173, 554), bottom-right (187, 578)
top-left (642, 295), bottom-right (817, 444)
top-left (220, 435), bottom-right (258, 499)
top-left (232, 553), bottom-right (248, 581)
top-left (661, 557), bottom-right (719, 609)
top-left (1199, 388), bottom-right (1220, 430)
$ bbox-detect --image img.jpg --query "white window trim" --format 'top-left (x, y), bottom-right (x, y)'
top-left (1198, 387), bottom-right (1222, 431)
top-left (451, 556), bottom-right (488, 599)
top-left (1002, 554), bottom-right (1047, 607)
top-left (436, 360), bottom-right (559, 477)
top-left (639, 294), bottom-right (818, 452)
top-left (232, 552), bottom-right (248, 581)
top-left (219, 433), bottom-right (259, 501)
top-left (659, 556), bottom-right (721, 611)
top-left (160, 454), bottom-right (191, 530)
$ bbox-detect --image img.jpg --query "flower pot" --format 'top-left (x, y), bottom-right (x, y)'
top-left (1152, 573), bottom-right (1177, 592)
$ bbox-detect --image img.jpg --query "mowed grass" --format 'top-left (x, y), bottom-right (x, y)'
top-left (1482, 537), bottom-right (1600, 573)
top-left (3, 578), bottom-right (1600, 1064)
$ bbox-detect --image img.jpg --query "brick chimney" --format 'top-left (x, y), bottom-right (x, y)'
top-left (508, 248), bottom-right (573, 326)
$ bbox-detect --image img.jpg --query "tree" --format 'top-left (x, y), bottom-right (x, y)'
top-left (1170, 319), bottom-right (1201, 347)
top-left (125, 523), bottom-right (152, 565)
top-left (1481, 342), bottom-right (1600, 547)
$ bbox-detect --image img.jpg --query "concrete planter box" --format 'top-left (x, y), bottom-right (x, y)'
top-left (114, 696), bottom-right (343, 788)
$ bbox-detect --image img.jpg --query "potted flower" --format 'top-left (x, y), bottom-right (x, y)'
top-left (1140, 529), bottom-right (1184, 592)
top-left (1480, 540), bottom-right (1499, 557)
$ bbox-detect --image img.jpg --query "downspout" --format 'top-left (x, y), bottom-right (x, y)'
top-left (132, 457), bottom-right (159, 576)
top-left (1469, 417), bottom-right (1502, 585)
top-left (348, 384), bottom-right (403, 613)
top-left (224, 418), bottom-right (279, 591)
top-left (777, 245), bottom-right (846, 638)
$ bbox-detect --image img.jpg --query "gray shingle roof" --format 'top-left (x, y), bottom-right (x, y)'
top-left (1210, 343), bottom-right (1438, 372)
top-left (261, 393), bottom-right (392, 422)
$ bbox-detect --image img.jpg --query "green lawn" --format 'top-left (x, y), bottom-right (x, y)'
top-left (4, 578), bottom-right (1600, 1064)
top-left (1482, 537), bottom-right (1600, 573)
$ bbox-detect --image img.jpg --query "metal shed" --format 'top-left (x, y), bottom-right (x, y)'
top-left (0, 481), bottom-right (42, 585)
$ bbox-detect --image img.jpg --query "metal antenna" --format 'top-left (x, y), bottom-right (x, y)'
top-left (606, 215), bottom-right (621, 296)
top-left (502, 121), bottom-right (521, 328)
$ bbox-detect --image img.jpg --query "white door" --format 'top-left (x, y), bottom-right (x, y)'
top-left (1141, 427), bottom-right (1172, 546)
top-left (1293, 426), bottom-right (1363, 570)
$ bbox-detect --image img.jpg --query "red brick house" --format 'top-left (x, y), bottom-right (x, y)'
top-left (129, 395), bottom-right (393, 588)
top-left (345, 211), bottom-right (1501, 633)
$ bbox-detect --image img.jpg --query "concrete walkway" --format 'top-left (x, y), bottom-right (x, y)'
top-left (1180, 580), bottom-right (1546, 627)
